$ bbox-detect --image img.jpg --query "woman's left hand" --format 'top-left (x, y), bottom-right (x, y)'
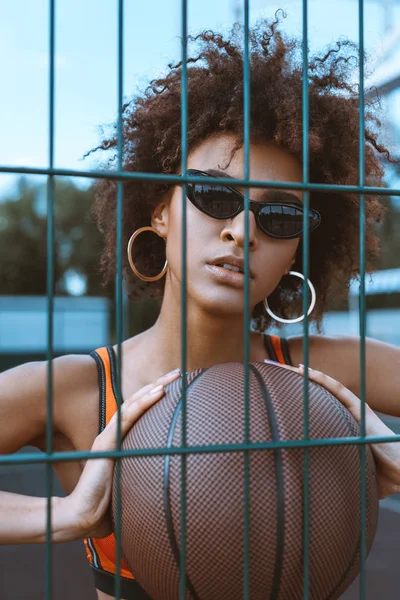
top-left (266, 360), bottom-right (400, 500)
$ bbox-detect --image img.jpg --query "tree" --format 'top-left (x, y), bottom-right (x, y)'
top-left (377, 198), bottom-right (400, 272)
top-left (0, 177), bottom-right (105, 296)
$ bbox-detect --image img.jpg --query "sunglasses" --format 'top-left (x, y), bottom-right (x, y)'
top-left (184, 169), bottom-right (321, 240)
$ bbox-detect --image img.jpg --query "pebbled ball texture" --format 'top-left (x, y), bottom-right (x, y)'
top-left (112, 362), bottom-right (378, 600)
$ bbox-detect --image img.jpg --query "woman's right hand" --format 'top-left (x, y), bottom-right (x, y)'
top-left (58, 367), bottom-right (181, 542)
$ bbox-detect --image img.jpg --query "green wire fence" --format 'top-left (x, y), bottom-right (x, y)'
top-left (0, 0), bottom-right (397, 598)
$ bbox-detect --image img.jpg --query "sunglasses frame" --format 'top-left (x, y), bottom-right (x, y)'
top-left (185, 169), bottom-right (321, 240)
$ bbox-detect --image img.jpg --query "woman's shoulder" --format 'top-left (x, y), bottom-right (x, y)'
top-left (0, 352), bottom-right (100, 455)
top-left (0, 352), bottom-right (99, 415)
top-left (46, 353), bottom-right (101, 447)
top-left (43, 352), bottom-right (101, 449)
top-left (287, 334), bottom-right (361, 387)
top-left (287, 333), bottom-right (358, 360)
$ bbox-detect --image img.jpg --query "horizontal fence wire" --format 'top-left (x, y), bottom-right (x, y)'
top-left (1, 164), bottom-right (399, 196)
top-left (1, 432), bottom-right (398, 465)
top-left (45, 0), bottom-right (55, 598)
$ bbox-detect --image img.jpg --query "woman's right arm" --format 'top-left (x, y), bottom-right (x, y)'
top-left (0, 359), bottom-right (181, 544)
top-left (0, 492), bottom-right (74, 544)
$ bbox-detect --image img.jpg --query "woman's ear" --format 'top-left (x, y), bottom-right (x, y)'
top-left (284, 257), bottom-right (296, 275)
top-left (151, 201), bottom-right (169, 238)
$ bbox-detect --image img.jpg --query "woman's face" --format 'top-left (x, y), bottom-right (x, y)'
top-left (154, 134), bottom-right (303, 316)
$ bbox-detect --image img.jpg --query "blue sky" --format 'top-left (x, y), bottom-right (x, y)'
top-left (0, 0), bottom-right (394, 198)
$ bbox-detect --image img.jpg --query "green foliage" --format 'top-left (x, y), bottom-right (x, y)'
top-left (377, 198), bottom-right (400, 272)
top-left (0, 177), bottom-right (104, 296)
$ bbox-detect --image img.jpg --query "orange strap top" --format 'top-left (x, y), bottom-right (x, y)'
top-left (84, 335), bottom-right (292, 598)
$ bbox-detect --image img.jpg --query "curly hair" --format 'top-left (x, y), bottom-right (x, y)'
top-left (90, 12), bottom-right (395, 331)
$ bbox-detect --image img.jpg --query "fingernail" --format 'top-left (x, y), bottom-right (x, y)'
top-left (151, 384), bottom-right (164, 394)
top-left (264, 359), bottom-right (279, 365)
top-left (166, 367), bottom-right (181, 376)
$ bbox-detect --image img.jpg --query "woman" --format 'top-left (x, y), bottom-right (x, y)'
top-left (1, 16), bottom-right (400, 600)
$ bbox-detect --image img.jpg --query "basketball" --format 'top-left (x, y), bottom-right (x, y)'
top-left (112, 362), bottom-right (379, 600)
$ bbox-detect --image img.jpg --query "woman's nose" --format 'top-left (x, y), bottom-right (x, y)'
top-left (220, 210), bottom-right (258, 249)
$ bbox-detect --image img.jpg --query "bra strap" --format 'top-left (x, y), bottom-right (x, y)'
top-left (264, 334), bottom-right (278, 362)
top-left (263, 334), bottom-right (293, 366)
top-left (280, 337), bottom-right (293, 366)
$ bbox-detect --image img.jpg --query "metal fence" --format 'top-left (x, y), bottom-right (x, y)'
top-left (1, 1), bottom-right (400, 599)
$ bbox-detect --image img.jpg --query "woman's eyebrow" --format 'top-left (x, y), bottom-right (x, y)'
top-left (258, 189), bottom-right (303, 204)
top-left (203, 168), bottom-right (234, 179)
top-left (202, 170), bottom-right (302, 203)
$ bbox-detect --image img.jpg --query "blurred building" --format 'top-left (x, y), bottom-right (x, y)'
top-left (269, 268), bottom-right (400, 347)
top-left (0, 296), bottom-right (110, 371)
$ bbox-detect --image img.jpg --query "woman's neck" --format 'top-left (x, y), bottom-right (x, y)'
top-left (146, 284), bottom-right (262, 373)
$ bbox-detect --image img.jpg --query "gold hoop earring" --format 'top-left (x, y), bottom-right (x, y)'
top-left (127, 226), bottom-right (168, 282)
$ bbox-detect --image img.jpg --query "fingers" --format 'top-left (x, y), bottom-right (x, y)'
top-left (296, 364), bottom-right (387, 437)
top-left (128, 367), bottom-right (181, 405)
top-left (298, 365), bottom-right (357, 412)
top-left (264, 359), bottom-right (299, 375)
top-left (264, 359), bottom-right (361, 417)
top-left (264, 359), bottom-right (368, 427)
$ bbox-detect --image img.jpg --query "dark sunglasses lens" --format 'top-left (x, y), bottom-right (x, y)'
top-left (258, 205), bottom-right (319, 238)
top-left (190, 183), bottom-right (241, 218)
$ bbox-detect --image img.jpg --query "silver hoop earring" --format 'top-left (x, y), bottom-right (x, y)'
top-left (263, 271), bottom-right (316, 324)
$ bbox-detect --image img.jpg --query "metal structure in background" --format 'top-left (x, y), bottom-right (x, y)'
top-left (231, 0), bottom-right (400, 31)
top-left (1, 1), bottom-right (400, 599)
top-left (233, 0), bottom-right (242, 24)
top-left (354, 0), bottom-right (400, 163)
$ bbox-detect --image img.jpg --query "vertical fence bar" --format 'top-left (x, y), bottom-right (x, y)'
top-left (179, 0), bottom-right (188, 598)
top-left (114, 0), bottom-right (125, 598)
top-left (301, 0), bottom-right (310, 597)
top-left (242, 1), bottom-right (251, 599)
top-left (45, 1), bottom-right (56, 598)
top-left (358, 1), bottom-right (367, 598)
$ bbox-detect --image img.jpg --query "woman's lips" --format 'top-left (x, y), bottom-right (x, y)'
top-left (204, 264), bottom-right (254, 289)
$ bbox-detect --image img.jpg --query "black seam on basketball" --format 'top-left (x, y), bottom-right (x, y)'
top-left (249, 364), bottom-right (285, 600)
top-left (264, 335), bottom-right (278, 362)
top-left (280, 338), bottom-right (293, 366)
top-left (108, 346), bottom-right (122, 407)
top-left (316, 382), bottom-right (367, 600)
top-left (90, 350), bottom-right (106, 433)
top-left (163, 369), bottom-right (208, 600)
